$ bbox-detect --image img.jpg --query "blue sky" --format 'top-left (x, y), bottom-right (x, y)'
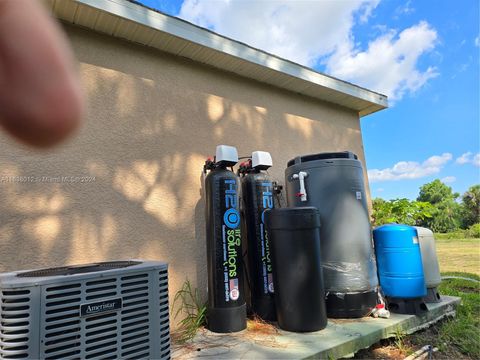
top-left (137, 0), bottom-right (479, 200)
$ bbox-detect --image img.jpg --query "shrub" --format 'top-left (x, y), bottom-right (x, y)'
top-left (435, 230), bottom-right (468, 239)
top-left (467, 223), bottom-right (480, 238)
top-left (371, 198), bottom-right (433, 227)
top-left (461, 185), bottom-right (480, 228)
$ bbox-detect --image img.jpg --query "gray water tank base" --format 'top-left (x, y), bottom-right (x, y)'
top-left (424, 286), bottom-right (441, 303)
top-left (326, 289), bottom-right (378, 318)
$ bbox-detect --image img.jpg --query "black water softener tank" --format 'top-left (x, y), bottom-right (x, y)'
top-left (239, 151), bottom-right (276, 321)
top-left (204, 145), bottom-right (246, 332)
top-left (285, 152), bottom-right (378, 318)
top-left (265, 207), bottom-right (327, 332)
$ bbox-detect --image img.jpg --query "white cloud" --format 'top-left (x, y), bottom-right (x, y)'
top-left (359, 1), bottom-right (380, 23)
top-left (180, 0), bottom-right (379, 67)
top-left (456, 152), bottom-right (473, 164)
top-left (475, 36), bottom-right (480, 47)
top-left (441, 176), bottom-right (456, 183)
top-left (327, 21), bottom-right (438, 101)
top-left (178, 1), bottom-right (438, 102)
top-left (473, 154), bottom-right (480, 167)
top-left (368, 153), bottom-right (452, 182)
top-left (456, 152), bottom-right (480, 166)
top-left (395, 0), bottom-right (415, 16)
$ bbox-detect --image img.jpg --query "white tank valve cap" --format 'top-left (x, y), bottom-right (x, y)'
top-left (252, 151), bottom-right (272, 170)
top-left (215, 145), bottom-right (239, 166)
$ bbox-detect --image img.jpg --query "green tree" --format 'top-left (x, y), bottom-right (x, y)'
top-left (417, 179), bottom-right (459, 204)
top-left (372, 198), bottom-right (391, 226)
top-left (372, 198), bottom-right (434, 227)
top-left (428, 199), bottom-right (461, 233)
top-left (417, 179), bottom-right (461, 232)
top-left (461, 184), bottom-right (480, 228)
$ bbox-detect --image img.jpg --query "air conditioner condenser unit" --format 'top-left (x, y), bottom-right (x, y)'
top-left (0, 260), bottom-right (170, 360)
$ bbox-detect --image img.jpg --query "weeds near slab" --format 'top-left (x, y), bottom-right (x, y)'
top-left (393, 327), bottom-right (409, 355)
top-left (171, 279), bottom-right (207, 344)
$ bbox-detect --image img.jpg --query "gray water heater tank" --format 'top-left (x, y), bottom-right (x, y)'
top-left (285, 151), bottom-right (378, 318)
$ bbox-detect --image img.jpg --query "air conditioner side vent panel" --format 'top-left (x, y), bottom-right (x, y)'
top-left (0, 288), bottom-right (39, 360)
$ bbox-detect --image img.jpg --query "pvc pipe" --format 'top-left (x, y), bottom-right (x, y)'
top-left (292, 171), bottom-right (308, 202)
top-left (442, 276), bottom-right (480, 283)
top-left (404, 345), bottom-right (430, 360)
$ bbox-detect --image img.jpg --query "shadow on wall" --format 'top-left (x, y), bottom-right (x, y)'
top-left (0, 26), bottom-right (364, 319)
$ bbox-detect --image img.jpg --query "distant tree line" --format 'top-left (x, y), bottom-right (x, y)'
top-left (372, 180), bottom-right (480, 236)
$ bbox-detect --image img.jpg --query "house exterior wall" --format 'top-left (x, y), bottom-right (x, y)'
top-left (0, 25), bottom-right (370, 321)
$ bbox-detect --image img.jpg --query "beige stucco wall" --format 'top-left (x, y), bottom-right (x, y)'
top-left (0, 25), bottom-right (370, 321)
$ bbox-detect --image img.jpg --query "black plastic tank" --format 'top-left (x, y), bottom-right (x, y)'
top-left (265, 207), bottom-right (327, 332)
top-left (285, 151), bottom-right (378, 318)
top-left (204, 146), bottom-right (246, 332)
top-left (240, 156), bottom-right (276, 321)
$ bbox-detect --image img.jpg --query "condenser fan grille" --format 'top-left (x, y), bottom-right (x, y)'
top-left (18, 261), bottom-right (142, 278)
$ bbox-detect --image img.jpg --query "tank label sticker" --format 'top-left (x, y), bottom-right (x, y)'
top-left (260, 182), bottom-right (274, 294)
top-left (356, 191), bottom-right (362, 200)
top-left (267, 273), bottom-right (274, 293)
top-left (229, 278), bottom-right (240, 300)
top-left (222, 179), bottom-right (242, 302)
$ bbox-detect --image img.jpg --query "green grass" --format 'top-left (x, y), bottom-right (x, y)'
top-left (436, 272), bottom-right (480, 358)
top-left (431, 237), bottom-right (479, 357)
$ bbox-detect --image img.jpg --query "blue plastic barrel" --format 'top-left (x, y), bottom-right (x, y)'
top-left (373, 224), bottom-right (426, 299)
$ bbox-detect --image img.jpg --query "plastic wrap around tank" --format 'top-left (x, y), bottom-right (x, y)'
top-left (204, 145), bottom-right (246, 333)
top-left (415, 226), bottom-right (442, 303)
top-left (240, 151), bottom-right (276, 321)
top-left (373, 224), bottom-right (428, 314)
top-left (285, 151), bottom-right (378, 318)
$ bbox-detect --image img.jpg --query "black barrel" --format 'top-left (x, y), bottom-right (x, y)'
top-left (285, 152), bottom-right (378, 318)
top-left (242, 172), bottom-right (276, 321)
top-left (205, 168), bottom-right (246, 332)
top-left (265, 207), bottom-right (327, 332)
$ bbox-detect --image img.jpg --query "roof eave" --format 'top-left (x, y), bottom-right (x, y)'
top-left (47, 0), bottom-right (388, 116)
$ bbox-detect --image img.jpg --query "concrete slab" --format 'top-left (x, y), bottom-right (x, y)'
top-left (172, 295), bottom-right (460, 359)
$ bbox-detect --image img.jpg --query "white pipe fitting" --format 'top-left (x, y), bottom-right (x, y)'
top-left (292, 171), bottom-right (308, 202)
